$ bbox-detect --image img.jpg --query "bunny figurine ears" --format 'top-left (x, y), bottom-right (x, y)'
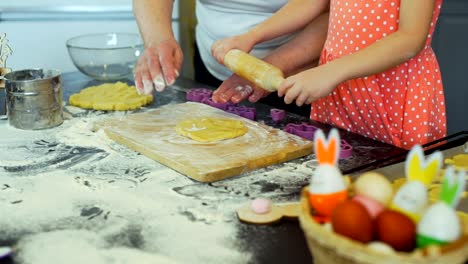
top-left (439, 166), bottom-right (466, 208)
top-left (314, 128), bottom-right (340, 166)
top-left (405, 145), bottom-right (443, 186)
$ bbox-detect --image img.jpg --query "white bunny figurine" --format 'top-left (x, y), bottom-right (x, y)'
top-left (390, 145), bottom-right (443, 222)
top-left (417, 167), bottom-right (466, 247)
top-left (308, 128), bottom-right (348, 222)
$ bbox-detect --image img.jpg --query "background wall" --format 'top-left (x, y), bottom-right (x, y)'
top-left (0, 0), bottom-right (179, 73)
top-left (432, 0), bottom-right (468, 134)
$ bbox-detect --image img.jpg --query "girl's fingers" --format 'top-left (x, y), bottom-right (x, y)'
top-left (296, 92), bottom-right (310, 107)
top-left (284, 85), bottom-right (301, 105)
top-left (305, 97), bottom-right (314, 105)
top-left (277, 78), bottom-right (294, 97)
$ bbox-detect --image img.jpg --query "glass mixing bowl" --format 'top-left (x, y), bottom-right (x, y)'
top-left (66, 33), bottom-right (144, 81)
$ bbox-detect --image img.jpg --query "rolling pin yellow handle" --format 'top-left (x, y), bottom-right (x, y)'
top-left (223, 49), bottom-right (284, 92)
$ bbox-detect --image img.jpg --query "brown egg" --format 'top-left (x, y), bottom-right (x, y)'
top-left (331, 200), bottom-right (374, 243)
top-left (375, 210), bottom-right (416, 252)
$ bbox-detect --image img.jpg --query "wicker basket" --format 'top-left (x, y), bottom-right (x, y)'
top-left (298, 188), bottom-right (468, 264)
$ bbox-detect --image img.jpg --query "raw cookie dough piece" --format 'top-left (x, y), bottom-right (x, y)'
top-left (69, 82), bottom-right (153, 111)
top-left (175, 118), bottom-right (248, 142)
top-left (445, 154), bottom-right (468, 170)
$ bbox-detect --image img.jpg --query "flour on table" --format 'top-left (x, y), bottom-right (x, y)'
top-left (0, 107), bottom-right (318, 264)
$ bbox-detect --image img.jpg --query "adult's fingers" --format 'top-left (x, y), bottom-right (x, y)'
top-left (231, 85), bottom-right (254, 103)
top-left (213, 81), bottom-right (241, 103)
top-left (211, 40), bottom-right (229, 64)
top-left (159, 45), bottom-right (178, 87)
top-left (134, 55), bottom-right (154, 95)
top-left (212, 84), bottom-right (231, 103)
top-left (248, 87), bottom-right (268, 103)
top-left (173, 47), bottom-right (183, 79)
top-left (143, 48), bottom-right (164, 92)
top-left (134, 70), bottom-right (144, 95)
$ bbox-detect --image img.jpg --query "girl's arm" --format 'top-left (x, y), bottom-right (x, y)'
top-left (248, 0), bottom-right (329, 46)
top-left (279, 0), bottom-right (436, 106)
top-left (212, 0), bottom-right (329, 64)
top-left (327, 0), bottom-right (436, 82)
top-left (212, 13), bottom-right (329, 104)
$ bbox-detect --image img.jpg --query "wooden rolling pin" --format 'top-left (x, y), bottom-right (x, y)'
top-left (223, 49), bottom-right (284, 92)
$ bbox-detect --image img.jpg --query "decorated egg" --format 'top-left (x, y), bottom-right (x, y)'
top-left (375, 210), bottom-right (416, 252)
top-left (309, 129), bottom-right (348, 220)
top-left (390, 181), bottom-right (428, 222)
top-left (417, 167), bottom-right (465, 248)
top-left (310, 165), bottom-right (347, 194)
top-left (417, 203), bottom-right (461, 247)
top-left (352, 195), bottom-right (385, 218)
top-left (353, 172), bottom-right (393, 206)
top-left (331, 200), bottom-right (374, 243)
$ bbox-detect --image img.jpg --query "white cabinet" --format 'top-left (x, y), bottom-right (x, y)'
top-left (0, 0), bottom-right (180, 73)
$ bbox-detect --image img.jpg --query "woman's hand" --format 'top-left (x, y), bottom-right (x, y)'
top-left (212, 74), bottom-right (270, 104)
top-left (211, 33), bottom-right (257, 65)
top-left (278, 64), bottom-right (341, 106)
top-left (134, 38), bottom-right (183, 94)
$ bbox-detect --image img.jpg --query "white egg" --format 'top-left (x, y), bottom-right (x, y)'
top-left (418, 202), bottom-right (461, 242)
top-left (367, 242), bottom-right (395, 254)
top-left (354, 172), bottom-right (393, 206)
top-left (309, 165), bottom-right (346, 194)
top-left (322, 222), bottom-right (333, 232)
top-left (391, 181), bottom-right (428, 215)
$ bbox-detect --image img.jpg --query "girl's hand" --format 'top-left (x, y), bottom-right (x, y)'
top-left (211, 33), bottom-right (257, 65)
top-left (134, 38), bottom-right (183, 94)
top-left (212, 74), bottom-right (270, 104)
top-left (278, 64), bottom-right (341, 106)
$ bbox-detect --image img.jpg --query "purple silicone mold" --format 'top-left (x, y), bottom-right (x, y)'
top-left (270, 108), bottom-right (286, 122)
top-left (284, 123), bottom-right (353, 159)
top-left (201, 97), bottom-right (237, 111)
top-left (339, 139), bottom-right (353, 159)
top-left (226, 105), bottom-right (257, 120)
top-left (284, 123), bottom-right (318, 141)
top-left (186, 88), bottom-right (213, 103)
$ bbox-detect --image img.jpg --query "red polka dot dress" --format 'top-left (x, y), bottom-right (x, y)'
top-left (311, 0), bottom-right (446, 149)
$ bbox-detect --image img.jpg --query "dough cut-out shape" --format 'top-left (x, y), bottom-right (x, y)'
top-left (69, 81), bottom-right (153, 111)
top-left (237, 202), bottom-right (300, 224)
top-left (175, 117), bottom-right (248, 142)
top-left (445, 154), bottom-right (468, 170)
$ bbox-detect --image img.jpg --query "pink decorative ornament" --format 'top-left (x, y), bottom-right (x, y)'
top-left (250, 198), bottom-right (272, 214)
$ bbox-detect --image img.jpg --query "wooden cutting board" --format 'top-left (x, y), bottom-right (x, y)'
top-left (94, 102), bottom-right (313, 182)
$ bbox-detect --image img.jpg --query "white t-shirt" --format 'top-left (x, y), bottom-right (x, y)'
top-left (195, 0), bottom-right (293, 81)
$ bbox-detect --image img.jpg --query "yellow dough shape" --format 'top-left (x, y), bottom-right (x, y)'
top-left (69, 81), bottom-right (153, 111)
top-left (175, 118), bottom-right (248, 142)
top-left (445, 154), bottom-right (468, 170)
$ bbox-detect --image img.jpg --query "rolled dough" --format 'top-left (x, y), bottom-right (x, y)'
top-left (69, 82), bottom-right (153, 111)
top-left (175, 118), bottom-right (248, 142)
